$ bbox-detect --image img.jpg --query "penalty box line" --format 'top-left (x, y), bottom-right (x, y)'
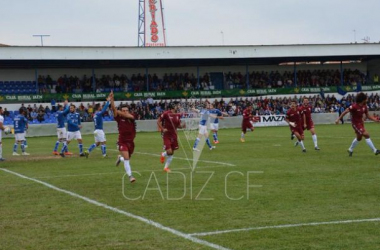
top-left (189, 217), bottom-right (380, 237)
top-left (31, 164), bottom-right (229, 179)
top-left (0, 168), bottom-right (232, 250)
top-left (107, 149), bottom-right (236, 167)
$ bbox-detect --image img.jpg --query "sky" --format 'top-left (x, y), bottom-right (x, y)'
top-left (0, 0), bottom-right (379, 47)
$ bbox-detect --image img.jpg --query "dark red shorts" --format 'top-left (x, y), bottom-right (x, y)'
top-left (118, 141), bottom-right (135, 157)
top-left (352, 123), bottom-right (365, 135)
top-left (305, 120), bottom-right (314, 130)
top-left (242, 121), bottom-right (254, 133)
top-left (163, 135), bottom-right (179, 151)
top-left (290, 125), bottom-right (304, 137)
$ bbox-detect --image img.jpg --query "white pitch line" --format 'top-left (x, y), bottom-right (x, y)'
top-left (33, 171), bottom-right (122, 179)
top-left (31, 164), bottom-right (236, 179)
top-left (189, 218), bottom-right (380, 237)
top-left (0, 168), bottom-right (231, 250)
top-left (107, 149), bottom-right (236, 167)
top-left (134, 151), bottom-right (236, 167)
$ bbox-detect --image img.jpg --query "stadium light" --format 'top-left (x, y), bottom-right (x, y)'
top-left (33, 35), bottom-right (50, 46)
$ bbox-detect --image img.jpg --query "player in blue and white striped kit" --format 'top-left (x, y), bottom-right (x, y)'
top-left (53, 100), bottom-right (71, 155)
top-left (85, 94), bottom-right (111, 158)
top-left (60, 104), bottom-right (85, 157)
top-left (209, 103), bottom-right (227, 144)
top-left (192, 102), bottom-right (216, 151)
top-left (13, 108), bottom-right (29, 156)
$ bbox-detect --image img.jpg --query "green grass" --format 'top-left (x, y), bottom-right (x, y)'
top-left (1, 123), bottom-right (380, 250)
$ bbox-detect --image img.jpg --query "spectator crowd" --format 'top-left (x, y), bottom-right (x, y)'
top-left (2, 93), bottom-right (380, 126)
top-left (34, 68), bottom-right (374, 94)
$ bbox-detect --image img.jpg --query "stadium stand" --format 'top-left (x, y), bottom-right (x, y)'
top-left (2, 93), bottom-right (380, 125)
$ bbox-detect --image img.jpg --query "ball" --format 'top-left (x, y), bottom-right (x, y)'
top-left (4, 126), bottom-right (11, 135)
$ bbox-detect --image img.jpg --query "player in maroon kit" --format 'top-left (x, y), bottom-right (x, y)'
top-left (335, 92), bottom-right (380, 157)
top-left (111, 93), bottom-right (137, 183)
top-left (157, 102), bottom-right (185, 173)
top-left (300, 98), bottom-right (320, 150)
top-left (240, 104), bottom-right (259, 142)
top-left (286, 100), bottom-right (306, 152)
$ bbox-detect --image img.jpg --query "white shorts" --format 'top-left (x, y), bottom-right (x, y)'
top-left (15, 132), bottom-right (26, 141)
top-left (57, 128), bottom-right (67, 140)
top-left (198, 125), bottom-right (208, 135)
top-left (67, 131), bottom-right (82, 141)
top-left (210, 123), bottom-right (219, 131)
top-left (94, 129), bottom-right (106, 143)
top-left (0, 132), bottom-right (2, 142)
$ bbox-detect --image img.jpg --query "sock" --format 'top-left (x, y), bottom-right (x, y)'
top-left (193, 138), bottom-right (200, 149)
top-left (79, 144), bottom-right (83, 154)
top-left (124, 159), bottom-right (132, 176)
top-left (162, 151), bottom-right (168, 157)
top-left (206, 138), bottom-right (212, 148)
top-left (365, 138), bottom-right (377, 153)
top-left (213, 132), bottom-right (218, 141)
top-left (21, 144), bottom-right (25, 153)
top-left (165, 155), bottom-right (173, 169)
top-left (312, 134), bottom-right (318, 148)
top-left (60, 143), bottom-right (67, 153)
top-left (349, 138), bottom-right (359, 152)
top-left (0, 145), bottom-right (2, 158)
top-left (13, 143), bottom-right (18, 152)
top-left (299, 140), bottom-right (305, 150)
top-left (54, 141), bottom-right (60, 152)
top-left (24, 139), bottom-right (28, 146)
top-left (101, 145), bottom-right (106, 155)
top-left (88, 143), bottom-right (97, 153)
top-left (65, 143), bottom-right (69, 152)
top-left (241, 132), bottom-right (245, 139)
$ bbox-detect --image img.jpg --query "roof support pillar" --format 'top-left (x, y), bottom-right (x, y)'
top-left (146, 67), bottom-right (149, 91)
top-left (246, 64), bottom-right (249, 89)
top-left (293, 62), bottom-right (297, 87)
top-left (340, 61), bottom-right (344, 86)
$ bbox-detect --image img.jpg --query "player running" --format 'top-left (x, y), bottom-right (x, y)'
top-left (300, 98), bottom-right (320, 150)
top-left (209, 103), bottom-right (227, 144)
top-left (0, 107), bottom-right (5, 161)
top-left (157, 102), bottom-right (184, 173)
top-left (240, 104), bottom-right (258, 142)
top-left (53, 100), bottom-right (72, 155)
top-left (59, 104), bottom-right (85, 157)
top-left (335, 92), bottom-right (380, 156)
top-left (285, 100), bottom-right (306, 152)
top-left (13, 108), bottom-right (30, 156)
top-left (192, 102), bottom-right (216, 151)
top-left (85, 94), bottom-right (111, 158)
top-left (112, 94), bottom-right (137, 183)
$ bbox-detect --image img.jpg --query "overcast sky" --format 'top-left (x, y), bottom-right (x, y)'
top-left (1, 0), bottom-right (379, 47)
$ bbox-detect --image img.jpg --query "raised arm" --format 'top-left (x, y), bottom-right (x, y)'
top-left (62, 100), bottom-right (70, 115)
top-left (111, 92), bottom-right (135, 120)
top-left (110, 91), bottom-right (118, 118)
top-left (100, 94), bottom-right (111, 115)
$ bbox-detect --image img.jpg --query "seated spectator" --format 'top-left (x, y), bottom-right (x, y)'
top-left (31, 110), bottom-right (38, 120)
top-left (3, 108), bottom-right (10, 118)
top-left (37, 110), bottom-right (45, 123)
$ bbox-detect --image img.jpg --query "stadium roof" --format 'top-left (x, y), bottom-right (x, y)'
top-left (0, 43), bottom-right (380, 69)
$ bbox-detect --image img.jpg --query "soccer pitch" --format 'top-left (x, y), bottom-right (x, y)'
top-left (1, 124), bottom-right (380, 250)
